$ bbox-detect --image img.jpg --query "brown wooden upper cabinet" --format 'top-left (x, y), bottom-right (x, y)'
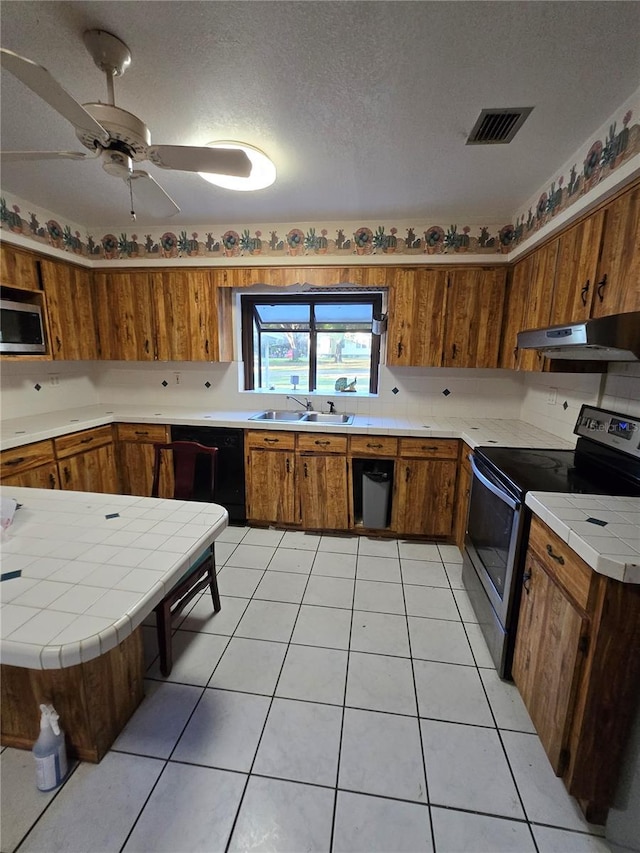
top-left (93, 269), bottom-right (233, 361)
top-left (40, 259), bottom-right (98, 360)
top-left (442, 268), bottom-right (506, 368)
top-left (548, 210), bottom-right (604, 325)
top-left (0, 244), bottom-right (40, 290)
top-left (387, 267), bottom-right (506, 369)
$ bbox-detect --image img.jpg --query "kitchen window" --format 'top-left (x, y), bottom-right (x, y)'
top-left (241, 293), bottom-right (383, 393)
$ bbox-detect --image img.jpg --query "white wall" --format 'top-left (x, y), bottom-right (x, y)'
top-left (600, 362), bottom-right (640, 417)
top-left (0, 361), bottom-right (99, 420)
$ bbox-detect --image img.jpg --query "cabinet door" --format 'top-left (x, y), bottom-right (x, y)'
top-left (453, 445), bottom-right (472, 550)
top-left (299, 454), bottom-right (348, 530)
top-left (591, 184), bottom-right (640, 317)
top-left (386, 269), bottom-right (447, 366)
top-left (153, 270), bottom-right (223, 361)
top-left (549, 211), bottom-right (604, 325)
top-left (1, 464), bottom-right (59, 489)
top-left (442, 269), bottom-right (506, 367)
top-left (58, 444), bottom-right (119, 494)
top-left (518, 239), bottom-right (560, 371)
top-left (512, 550), bottom-right (587, 774)
top-left (93, 272), bottom-right (155, 360)
top-left (40, 260), bottom-right (98, 360)
top-left (118, 442), bottom-right (172, 497)
top-left (499, 258), bottom-right (532, 369)
top-left (393, 459), bottom-right (457, 537)
top-left (246, 448), bottom-right (297, 524)
top-left (0, 244), bottom-right (40, 289)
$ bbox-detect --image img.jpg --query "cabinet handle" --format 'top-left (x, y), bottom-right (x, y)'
top-left (546, 543), bottom-right (565, 565)
top-left (452, 343), bottom-right (457, 359)
top-left (397, 341), bottom-right (404, 358)
top-left (49, 472), bottom-right (56, 488)
top-left (421, 445), bottom-right (439, 451)
top-left (366, 443), bottom-right (382, 449)
top-left (263, 438), bottom-right (280, 444)
top-left (205, 338), bottom-right (209, 354)
top-left (80, 437), bottom-right (94, 444)
top-left (304, 462), bottom-right (308, 478)
top-left (523, 569), bottom-right (532, 594)
top-left (135, 431), bottom-right (149, 436)
top-left (56, 336), bottom-right (62, 352)
top-left (286, 458), bottom-right (290, 473)
top-left (144, 339), bottom-right (150, 353)
top-left (314, 440), bottom-right (330, 446)
top-left (5, 457), bottom-right (25, 467)
top-left (63, 466), bottom-right (71, 484)
top-left (405, 465), bottom-right (411, 482)
top-left (596, 274), bottom-right (607, 302)
top-left (580, 279), bottom-right (590, 306)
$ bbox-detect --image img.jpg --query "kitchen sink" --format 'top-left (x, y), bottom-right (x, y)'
top-left (248, 410), bottom-right (354, 425)
top-left (248, 410), bottom-right (306, 421)
top-left (302, 412), bottom-right (354, 424)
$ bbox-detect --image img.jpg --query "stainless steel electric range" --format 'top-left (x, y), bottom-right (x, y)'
top-left (462, 405), bottom-right (640, 679)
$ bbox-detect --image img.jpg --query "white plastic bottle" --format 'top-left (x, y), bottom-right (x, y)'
top-left (32, 704), bottom-right (68, 791)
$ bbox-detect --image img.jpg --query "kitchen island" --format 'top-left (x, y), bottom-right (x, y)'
top-left (0, 486), bottom-right (227, 761)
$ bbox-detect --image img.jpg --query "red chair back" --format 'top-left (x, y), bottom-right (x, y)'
top-left (152, 441), bottom-right (218, 501)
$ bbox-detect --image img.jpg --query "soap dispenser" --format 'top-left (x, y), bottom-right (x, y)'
top-left (32, 703), bottom-right (68, 791)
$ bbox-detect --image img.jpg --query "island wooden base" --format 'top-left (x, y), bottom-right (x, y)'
top-left (1, 628), bottom-right (144, 763)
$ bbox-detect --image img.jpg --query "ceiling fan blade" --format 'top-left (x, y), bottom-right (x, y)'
top-left (0, 150), bottom-right (91, 162)
top-left (1, 48), bottom-right (109, 146)
top-left (147, 144), bottom-right (252, 177)
top-left (127, 171), bottom-right (180, 217)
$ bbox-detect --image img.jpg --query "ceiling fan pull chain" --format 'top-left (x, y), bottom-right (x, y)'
top-left (128, 177), bottom-right (136, 222)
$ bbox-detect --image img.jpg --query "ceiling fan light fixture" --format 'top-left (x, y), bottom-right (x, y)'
top-left (199, 141), bottom-right (276, 191)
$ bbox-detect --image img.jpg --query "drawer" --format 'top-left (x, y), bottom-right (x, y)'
top-left (398, 438), bottom-right (458, 459)
top-left (116, 423), bottom-right (169, 443)
top-left (349, 435), bottom-right (398, 457)
top-left (297, 433), bottom-right (348, 454)
top-left (54, 426), bottom-right (114, 458)
top-left (0, 440), bottom-right (55, 478)
top-left (246, 430), bottom-right (296, 450)
top-left (528, 515), bottom-right (593, 611)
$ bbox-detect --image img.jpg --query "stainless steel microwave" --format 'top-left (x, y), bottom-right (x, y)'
top-left (0, 298), bottom-right (46, 353)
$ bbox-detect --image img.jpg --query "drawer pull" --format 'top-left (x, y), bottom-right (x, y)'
top-left (523, 569), bottom-right (532, 594)
top-left (304, 462), bottom-right (308, 478)
top-left (405, 465), bottom-right (411, 482)
top-left (546, 544), bottom-right (565, 565)
top-left (397, 341), bottom-right (404, 358)
top-left (366, 443), bottom-right (382, 449)
top-left (49, 472), bottom-right (56, 488)
top-left (314, 440), bottom-right (330, 446)
top-left (5, 457), bottom-right (25, 467)
top-left (80, 437), bottom-right (94, 444)
top-left (263, 438), bottom-right (280, 444)
top-left (421, 445), bottom-right (440, 451)
top-left (135, 431), bottom-right (149, 436)
top-left (286, 458), bottom-right (290, 473)
top-left (63, 466), bottom-right (71, 484)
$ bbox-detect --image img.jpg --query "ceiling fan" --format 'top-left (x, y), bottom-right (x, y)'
top-left (1, 30), bottom-right (270, 218)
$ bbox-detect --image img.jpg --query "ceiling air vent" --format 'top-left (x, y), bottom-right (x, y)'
top-left (466, 107), bottom-right (533, 145)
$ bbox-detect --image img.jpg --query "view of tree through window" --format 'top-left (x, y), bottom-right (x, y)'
top-left (242, 293), bottom-right (383, 394)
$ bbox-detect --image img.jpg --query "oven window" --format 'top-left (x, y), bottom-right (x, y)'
top-left (467, 477), bottom-right (516, 601)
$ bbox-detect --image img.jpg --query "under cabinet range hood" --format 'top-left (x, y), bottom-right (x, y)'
top-left (517, 312), bottom-right (640, 361)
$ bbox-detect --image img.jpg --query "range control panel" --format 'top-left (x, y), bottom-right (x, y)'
top-left (575, 405), bottom-right (640, 457)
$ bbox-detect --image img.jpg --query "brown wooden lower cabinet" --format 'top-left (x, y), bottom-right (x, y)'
top-left (1, 628), bottom-right (144, 763)
top-left (0, 440), bottom-right (59, 488)
top-left (115, 423), bottom-right (172, 497)
top-left (392, 439), bottom-right (458, 537)
top-left (299, 453), bottom-right (349, 530)
top-left (453, 443), bottom-right (472, 549)
top-left (54, 426), bottom-right (119, 494)
top-left (246, 444), bottom-right (298, 525)
top-left (512, 515), bottom-right (640, 822)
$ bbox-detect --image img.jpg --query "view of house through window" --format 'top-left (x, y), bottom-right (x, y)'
top-left (241, 293), bottom-right (383, 394)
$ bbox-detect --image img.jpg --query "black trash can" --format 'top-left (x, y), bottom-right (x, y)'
top-left (362, 470), bottom-right (391, 529)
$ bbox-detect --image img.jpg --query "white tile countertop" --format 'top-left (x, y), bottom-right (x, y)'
top-left (526, 492), bottom-right (640, 584)
top-left (0, 486), bottom-right (228, 669)
top-left (0, 404), bottom-right (575, 451)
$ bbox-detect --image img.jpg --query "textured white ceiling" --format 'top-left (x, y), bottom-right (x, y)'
top-left (1, 1), bottom-right (639, 228)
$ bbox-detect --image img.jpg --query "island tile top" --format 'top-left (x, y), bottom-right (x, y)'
top-left (0, 487), bottom-right (228, 670)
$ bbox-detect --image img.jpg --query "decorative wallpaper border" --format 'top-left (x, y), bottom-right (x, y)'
top-left (1, 106), bottom-right (638, 263)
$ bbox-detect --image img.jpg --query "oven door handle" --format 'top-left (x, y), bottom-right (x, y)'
top-left (469, 454), bottom-right (519, 511)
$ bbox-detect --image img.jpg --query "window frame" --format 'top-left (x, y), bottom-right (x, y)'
top-left (241, 292), bottom-right (382, 393)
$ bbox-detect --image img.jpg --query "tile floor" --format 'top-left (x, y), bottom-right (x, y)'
top-left (1, 527), bottom-right (613, 853)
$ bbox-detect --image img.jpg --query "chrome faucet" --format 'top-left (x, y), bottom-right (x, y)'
top-left (287, 395), bottom-right (313, 411)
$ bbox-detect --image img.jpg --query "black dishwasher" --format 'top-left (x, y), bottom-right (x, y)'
top-left (171, 426), bottom-right (246, 524)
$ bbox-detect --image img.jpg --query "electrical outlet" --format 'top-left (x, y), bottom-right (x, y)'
top-left (174, 372), bottom-right (181, 385)
top-left (49, 374), bottom-right (60, 387)
top-left (547, 387), bottom-right (557, 405)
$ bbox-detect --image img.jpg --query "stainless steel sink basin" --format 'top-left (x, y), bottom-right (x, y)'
top-left (302, 412), bottom-right (354, 424)
top-left (248, 410), bottom-right (306, 421)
